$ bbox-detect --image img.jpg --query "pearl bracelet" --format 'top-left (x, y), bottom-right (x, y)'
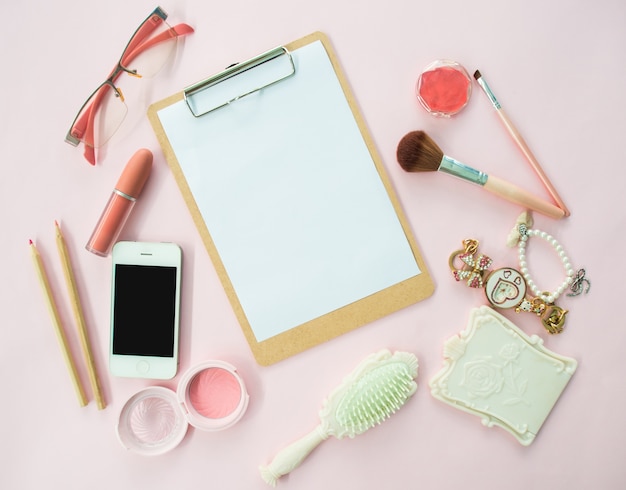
top-left (517, 224), bottom-right (574, 304)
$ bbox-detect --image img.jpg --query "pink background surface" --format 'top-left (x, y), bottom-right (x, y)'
top-left (2, 1), bottom-right (624, 488)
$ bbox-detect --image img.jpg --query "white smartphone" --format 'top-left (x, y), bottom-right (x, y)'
top-left (109, 241), bottom-right (182, 379)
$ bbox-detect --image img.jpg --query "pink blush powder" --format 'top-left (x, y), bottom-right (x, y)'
top-left (189, 368), bottom-right (242, 419)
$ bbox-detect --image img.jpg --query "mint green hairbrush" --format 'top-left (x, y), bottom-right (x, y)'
top-left (259, 350), bottom-right (418, 486)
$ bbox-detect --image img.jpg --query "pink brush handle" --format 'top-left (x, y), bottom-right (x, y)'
top-left (496, 108), bottom-right (570, 217)
top-left (485, 175), bottom-right (565, 219)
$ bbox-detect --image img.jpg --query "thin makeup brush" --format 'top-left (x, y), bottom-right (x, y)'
top-left (396, 131), bottom-right (565, 219)
top-left (473, 70), bottom-right (570, 216)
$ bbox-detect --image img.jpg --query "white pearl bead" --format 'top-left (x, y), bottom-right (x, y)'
top-left (515, 225), bottom-right (576, 306)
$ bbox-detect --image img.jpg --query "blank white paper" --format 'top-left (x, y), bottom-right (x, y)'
top-left (157, 40), bottom-right (421, 341)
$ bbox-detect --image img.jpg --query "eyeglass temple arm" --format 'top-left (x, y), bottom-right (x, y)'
top-left (122, 23), bottom-right (194, 67)
top-left (124, 11), bottom-right (167, 61)
top-left (83, 144), bottom-right (96, 166)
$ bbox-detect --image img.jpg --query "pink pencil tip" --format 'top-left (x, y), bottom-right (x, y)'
top-left (54, 220), bottom-right (59, 227)
top-left (29, 239), bottom-right (34, 245)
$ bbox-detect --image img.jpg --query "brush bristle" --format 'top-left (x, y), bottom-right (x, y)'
top-left (336, 363), bottom-right (416, 436)
top-left (473, 69), bottom-right (482, 80)
top-left (396, 131), bottom-right (444, 172)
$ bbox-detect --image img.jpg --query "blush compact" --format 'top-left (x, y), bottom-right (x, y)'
top-left (116, 360), bottom-right (249, 455)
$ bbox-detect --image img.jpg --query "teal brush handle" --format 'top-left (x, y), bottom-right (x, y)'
top-left (259, 424), bottom-right (328, 487)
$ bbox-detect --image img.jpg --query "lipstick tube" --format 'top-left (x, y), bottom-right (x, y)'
top-left (86, 149), bottom-right (153, 256)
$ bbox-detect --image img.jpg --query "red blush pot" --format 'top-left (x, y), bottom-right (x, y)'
top-left (416, 60), bottom-right (472, 117)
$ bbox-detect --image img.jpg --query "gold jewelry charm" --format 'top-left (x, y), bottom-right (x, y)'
top-left (516, 296), bottom-right (568, 335)
top-left (449, 239), bottom-right (493, 288)
top-left (542, 305), bottom-right (568, 334)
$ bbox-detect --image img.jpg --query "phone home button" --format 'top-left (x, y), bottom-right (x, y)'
top-left (136, 360), bottom-right (150, 375)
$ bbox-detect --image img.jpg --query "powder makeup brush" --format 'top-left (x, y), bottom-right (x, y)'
top-left (259, 350), bottom-right (418, 486)
top-left (396, 131), bottom-right (565, 219)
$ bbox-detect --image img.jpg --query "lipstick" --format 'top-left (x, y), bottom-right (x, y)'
top-left (86, 149), bottom-right (153, 256)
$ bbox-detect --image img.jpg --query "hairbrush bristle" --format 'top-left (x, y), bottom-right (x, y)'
top-left (336, 362), bottom-right (416, 436)
top-left (396, 131), bottom-right (444, 172)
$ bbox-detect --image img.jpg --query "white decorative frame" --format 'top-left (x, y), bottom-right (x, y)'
top-left (430, 306), bottom-right (577, 445)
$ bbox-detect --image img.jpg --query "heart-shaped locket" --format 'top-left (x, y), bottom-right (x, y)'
top-left (484, 268), bottom-right (526, 309)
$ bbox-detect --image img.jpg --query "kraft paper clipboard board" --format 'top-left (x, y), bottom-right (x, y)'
top-left (148, 32), bottom-right (433, 365)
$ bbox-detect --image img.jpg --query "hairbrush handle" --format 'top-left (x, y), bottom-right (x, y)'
top-left (484, 175), bottom-right (565, 219)
top-left (260, 425), bottom-right (328, 487)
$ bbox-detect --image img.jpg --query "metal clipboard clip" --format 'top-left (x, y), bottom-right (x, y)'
top-left (183, 46), bottom-right (295, 117)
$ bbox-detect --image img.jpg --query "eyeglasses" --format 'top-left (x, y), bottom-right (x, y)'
top-left (65, 7), bottom-right (193, 165)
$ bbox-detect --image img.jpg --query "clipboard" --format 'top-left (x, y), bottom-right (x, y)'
top-left (148, 32), bottom-right (434, 365)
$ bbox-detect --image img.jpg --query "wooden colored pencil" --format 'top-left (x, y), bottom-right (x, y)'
top-left (55, 221), bottom-right (106, 410)
top-left (29, 239), bottom-right (88, 407)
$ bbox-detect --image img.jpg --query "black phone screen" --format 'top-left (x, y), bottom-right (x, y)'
top-left (112, 264), bottom-right (177, 357)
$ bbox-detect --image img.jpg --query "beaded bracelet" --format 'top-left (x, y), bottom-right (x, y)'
top-left (516, 223), bottom-right (574, 304)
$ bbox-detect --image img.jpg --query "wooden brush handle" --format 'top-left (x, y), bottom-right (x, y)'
top-left (496, 108), bottom-right (570, 216)
top-left (484, 175), bottom-right (565, 219)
